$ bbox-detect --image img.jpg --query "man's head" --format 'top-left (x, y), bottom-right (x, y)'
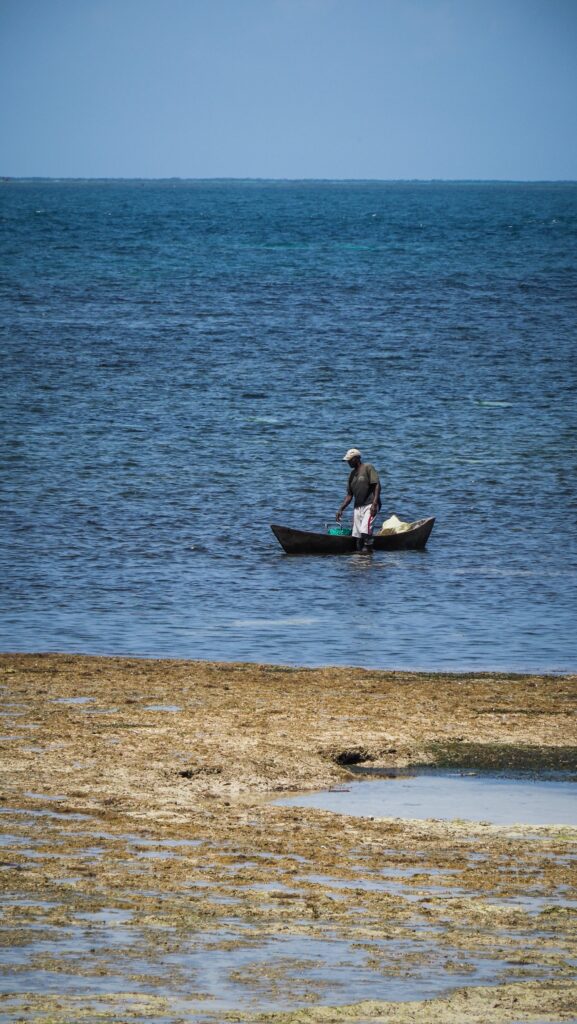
top-left (343, 447), bottom-right (362, 468)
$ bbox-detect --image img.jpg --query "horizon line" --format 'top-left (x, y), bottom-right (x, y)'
top-left (2, 175), bottom-right (577, 185)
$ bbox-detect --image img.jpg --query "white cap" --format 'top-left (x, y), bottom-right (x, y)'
top-left (343, 448), bottom-right (361, 461)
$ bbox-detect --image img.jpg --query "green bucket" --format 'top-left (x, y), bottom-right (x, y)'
top-left (327, 525), bottom-right (353, 536)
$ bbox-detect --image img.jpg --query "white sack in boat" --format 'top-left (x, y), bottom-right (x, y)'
top-left (378, 514), bottom-right (415, 535)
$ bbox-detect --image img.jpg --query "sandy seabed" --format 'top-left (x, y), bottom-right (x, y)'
top-left (0, 653), bottom-right (576, 1023)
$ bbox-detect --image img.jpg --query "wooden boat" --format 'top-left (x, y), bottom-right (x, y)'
top-left (270, 517), bottom-right (435, 555)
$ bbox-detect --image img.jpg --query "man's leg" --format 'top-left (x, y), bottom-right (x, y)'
top-left (352, 507), bottom-right (363, 549)
top-left (360, 505), bottom-right (375, 550)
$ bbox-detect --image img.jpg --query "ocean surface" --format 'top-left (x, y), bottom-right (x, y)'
top-left (1, 179), bottom-right (576, 672)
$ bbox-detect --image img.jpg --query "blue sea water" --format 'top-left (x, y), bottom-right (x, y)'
top-left (1, 179), bottom-right (576, 672)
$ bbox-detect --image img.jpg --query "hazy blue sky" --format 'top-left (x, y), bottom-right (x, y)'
top-left (2, 0), bottom-right (576, 179)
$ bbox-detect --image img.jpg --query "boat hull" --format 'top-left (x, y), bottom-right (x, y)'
top-left (270, 517), bottom-right (435, 555)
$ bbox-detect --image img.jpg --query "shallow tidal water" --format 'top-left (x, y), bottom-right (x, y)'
top-left (1, 663), bottom-right (576, 1021)
top-left (0, 805), bottom-right (573, 1021)
top-left (1, 179), bottom-right (576, 671)
top-left (278, 771), bottom-right (577, 827)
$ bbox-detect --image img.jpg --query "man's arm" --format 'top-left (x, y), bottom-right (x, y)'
top-left (336, 492), bottom-right (352, 522)
top-left (366, 465), bottom-right (381, 517)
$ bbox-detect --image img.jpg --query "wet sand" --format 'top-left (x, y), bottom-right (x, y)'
top-left (1, 653), bottom-right (576, 1022)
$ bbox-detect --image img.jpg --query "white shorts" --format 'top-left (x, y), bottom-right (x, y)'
top-left (352, 503), bottom-right (376, 538)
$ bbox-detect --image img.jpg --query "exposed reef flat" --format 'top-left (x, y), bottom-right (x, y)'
top-left (1, 654), bottom-right (576, 1022)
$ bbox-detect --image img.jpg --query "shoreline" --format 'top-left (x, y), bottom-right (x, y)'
top-left (1, 653), bottom-right (576, 1021)
top-left (3, 648), bottom-right (575, 678)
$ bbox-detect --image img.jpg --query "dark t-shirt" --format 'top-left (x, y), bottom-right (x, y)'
top-left (347, 463), bottom-right (381, 508)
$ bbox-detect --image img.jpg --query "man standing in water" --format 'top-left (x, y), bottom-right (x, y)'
top-left (336, 448), bottom-right (381, 550)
